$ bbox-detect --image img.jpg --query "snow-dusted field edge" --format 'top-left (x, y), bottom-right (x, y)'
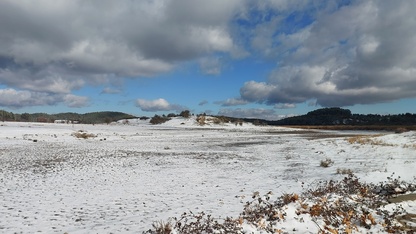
top-left (0, 117), bottom-right (415, 233)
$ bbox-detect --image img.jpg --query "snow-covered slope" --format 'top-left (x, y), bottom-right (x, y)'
top-left (0, 120), bottom-right (414, 233)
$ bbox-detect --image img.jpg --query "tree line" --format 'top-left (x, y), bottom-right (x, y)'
top-left (270, 107), bottom-right (416, 126)
top-left (0, 110), bottom-right (136, 124)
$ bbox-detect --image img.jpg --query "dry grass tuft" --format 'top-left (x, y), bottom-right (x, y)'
top-left (150, 220), bottom-right (173, 234)
top-left (320, 158), bottom-right (334, 168)
top-left (72, 130), bottom-right (95, 139)
top-left (196, 115), bottom-right (206, 125)
top-left (336, 168), bottom-right (353, 175)
top-left (346, 135), bottom-right (394, 146)
top-left (282, 193), bottom-right (299, 205)
top-left (403, 143), bottom-right (416, 149)
top-left (145, 174), bottom-right (416, 233)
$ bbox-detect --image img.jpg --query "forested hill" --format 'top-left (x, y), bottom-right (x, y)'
top-left (0, 110), bottom-right (136, 124)
top-left (1, 107), bottom-right (416, 126)
top-left (271, 107), bottom-right (416, 126)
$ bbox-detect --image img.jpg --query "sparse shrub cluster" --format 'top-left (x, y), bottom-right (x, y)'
top-left (150, 115), bottom-right (171, 125)
top-left (347, 135), bottom-right (394, 146)
top-left (145, 174), bottom-right (416, 233)
top-left (72, 130), bottom-right (95, 139)
top-left (403, 143), bottom-right (416, 149)
top-left (212, 117), bottom-right (225, 125)
top-left (196, 115), bottom-right (206, 125)
top-left (179, 110), bottom-right (191, 118)
top-left (336, 168), bottom-right (353, 175)
top-left (320, 158), bottom-right (334, 168)
top-left (144, 211), bottom-right (241, 234)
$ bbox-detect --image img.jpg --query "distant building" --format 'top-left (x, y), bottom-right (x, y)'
top-left (54, 120), bottom-right (71, 124)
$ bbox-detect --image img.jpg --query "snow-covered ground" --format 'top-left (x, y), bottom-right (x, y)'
top-left (0, 117), bottom-right (415, 233)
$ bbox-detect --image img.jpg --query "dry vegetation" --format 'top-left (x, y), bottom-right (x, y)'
top-left (346, 135), bottom-right (395, 146)
top-left (71, 130), bottom-right (96, 139)
top-left (144, 175), bottom-right (416, 233)
top-left (336, 168), bottom-right (354, 175)
top-left (403, 143), bottom-right (416, 149)
top-left (320, 158), bottom-right (334, 168)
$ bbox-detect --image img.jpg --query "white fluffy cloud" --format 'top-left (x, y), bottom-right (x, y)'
top-left (135, 98), bottom-right (185, 112)
top-left (239, 0), bottom-right (416, 107)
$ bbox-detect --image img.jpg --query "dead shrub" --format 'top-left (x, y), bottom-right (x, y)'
top-left (212, 117), bottom-right (223, 125)
top-left (403, 143), bottom-right (416, 149)
top-left (145, 175), bottom-right (416, 233)
top-left (282, 193), bottom-right (299, 205)
top-left (336, 168), bottom-right (353, 175)
top-left (147, 220), bottom-right (173, 234)
top-left (144, 211), bottom-right (241, 234)
top-left (320, 158), bottom-right (334, 168)
top-left (150, 115), bottom-right (171, 125)
top-left (72, 130), bottom-right (95, 139)
top-left (196, 115), bottom-right (206, 125)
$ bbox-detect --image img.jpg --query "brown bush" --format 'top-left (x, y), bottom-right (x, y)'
top-left (72, 130), bottom-right (95, 139)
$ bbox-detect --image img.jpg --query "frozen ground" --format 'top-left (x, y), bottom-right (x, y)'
top-left (0, 117), bottom-right (415, 233)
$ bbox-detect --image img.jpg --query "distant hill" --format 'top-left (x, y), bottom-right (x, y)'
top-left (0, 110), bottom-right (136, 124)
top-left (1, 107), bottom-right (416, 127)
top-left (271, 107), bottom-right (416, 126)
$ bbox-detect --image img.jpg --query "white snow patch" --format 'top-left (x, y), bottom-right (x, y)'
top-left (0, 120), bottom-right (415, 233)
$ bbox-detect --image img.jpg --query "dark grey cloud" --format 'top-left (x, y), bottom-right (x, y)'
top-left (0, 88), bottom-right (89, 108)
top-left (199, 100), bottom-right (209, 106)
top-left (0, 0), bottom-right (242, 108)
top-left (218, 108), bottom-right (285, 120)
top-left (215, 98), bottom-right (249, 106)
top-left (2, 0), bottom-right (414, 110)
top-left (274, 103), bottom-right (296, 109)
top-left (239, 0), bottom-right (416, 107)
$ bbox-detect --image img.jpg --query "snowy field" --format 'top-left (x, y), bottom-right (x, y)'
top-left (0, 117), bottom-right (415, 233)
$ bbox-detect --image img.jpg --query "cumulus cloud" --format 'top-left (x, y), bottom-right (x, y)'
top-left (2, 1), bottom-right (415, 111)
top-left (240, 81), bottom-right (276, 103)
top-left (274, 103), bottom-right (296, 109)
top-left (0, 0), bottom-right (243, 108)
top-left (0, 0), bottom-right (239, 71)
top-left (218, 108), bottom-right (284, 120)
top-left (199, 57), bottom-right (222, 75)
top-left (63, 94), bottom-right (90, 108)
top-left (0, 88), bottom-right (88, 108)
top-left (135, 98), bottom-right (185, 112)
top-left (239, 1), bottom-right (416, 107)
top-left (215, 98), bottom-right (248, 106)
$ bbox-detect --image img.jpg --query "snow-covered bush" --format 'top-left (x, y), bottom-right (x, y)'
top-left (145, 174), bottom-right (416, 233)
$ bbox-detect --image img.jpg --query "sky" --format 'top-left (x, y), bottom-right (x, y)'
top-left (1, 0), bottom-right (416, 120)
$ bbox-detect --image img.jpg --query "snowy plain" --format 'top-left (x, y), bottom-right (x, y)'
top-left (0, 117), bottom-right (415, 233)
